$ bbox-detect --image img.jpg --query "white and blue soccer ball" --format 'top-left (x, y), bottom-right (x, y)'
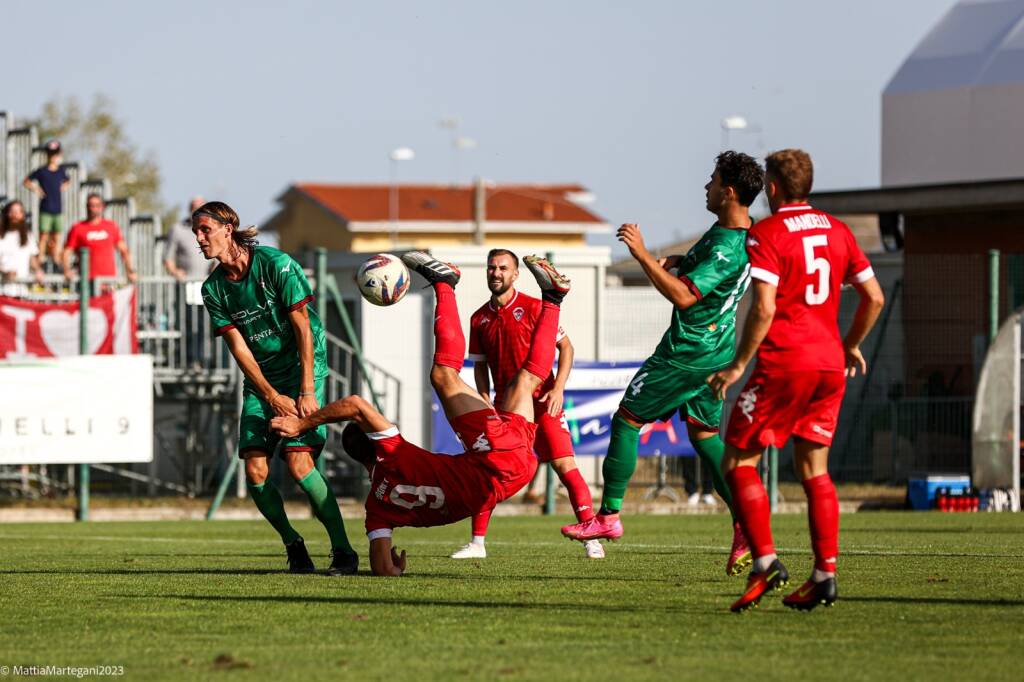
top-left (356, 253), bottom-right (411, 307)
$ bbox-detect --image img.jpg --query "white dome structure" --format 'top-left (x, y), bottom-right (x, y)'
top-left (883, 0), bottom-right (1024, 186)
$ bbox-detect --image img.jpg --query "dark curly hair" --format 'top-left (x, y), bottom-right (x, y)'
top-left (715, 151), bottom-right (764, 207)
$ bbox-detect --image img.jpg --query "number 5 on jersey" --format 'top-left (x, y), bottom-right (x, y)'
top-left (802, 235), bottom-right (830, 305)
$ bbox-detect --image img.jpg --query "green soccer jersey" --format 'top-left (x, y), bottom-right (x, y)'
top-left (202, 246), bottom-right (327, 390)
top-left (651, 223), bottom-right (751, 370)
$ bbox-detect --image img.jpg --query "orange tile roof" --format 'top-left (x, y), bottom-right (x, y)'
top-left (291, 183), bottom-right (605, 224)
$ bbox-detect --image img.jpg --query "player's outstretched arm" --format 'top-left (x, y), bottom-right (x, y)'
top-left (708, 280), bottom-right (776, 399)
top-left (271, 395), bottom-right (394, 438)
top-left (369, 537), bottom-right (406, 577)
top-left (842, 277), bottom-right (885, 377)
top-left (222, 329), bottom-right (298, 417)
top-left (617, 223), bottom-right (699, 309)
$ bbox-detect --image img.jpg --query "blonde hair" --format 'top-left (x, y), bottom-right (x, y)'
top-left (765, 149), bottom-right (814, 201)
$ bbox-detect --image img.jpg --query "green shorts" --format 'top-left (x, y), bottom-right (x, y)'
top-left (238, 376), bottom-right (327, 458)
top-left (38, 212), bottom-right (63, 234)
top-left (618, 355), bottom-right (724, 432)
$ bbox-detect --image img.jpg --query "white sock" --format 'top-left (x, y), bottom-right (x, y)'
top-left (812, 568), bottom-right (835, 583)
top-left (753, 553), bottom-right (778, 573)
top-left (471, 536), bottom-right (486, 546)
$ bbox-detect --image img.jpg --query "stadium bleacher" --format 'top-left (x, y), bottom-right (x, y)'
top-left (1, 108), bottom-right (399, 501)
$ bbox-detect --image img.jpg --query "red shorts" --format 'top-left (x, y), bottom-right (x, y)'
top-left (725, 368), bottom-right (846, 451)
top-left (449, 408), bottom-right (538, 501)
top-left (533, 402), bottom-right (574, 463)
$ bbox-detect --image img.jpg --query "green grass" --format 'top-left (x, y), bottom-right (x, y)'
top-left (1, 513), bottom-right (1022, 681)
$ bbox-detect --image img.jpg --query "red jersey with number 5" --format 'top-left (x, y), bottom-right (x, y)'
top-left (745, 204), bottom-right (874, 372)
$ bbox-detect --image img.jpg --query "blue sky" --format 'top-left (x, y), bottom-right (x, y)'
top-left (4, 0), bottom-right (953, 253)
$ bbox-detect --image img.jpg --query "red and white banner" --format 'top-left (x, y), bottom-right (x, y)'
top-left (0, 286), bottom-right (138, 359)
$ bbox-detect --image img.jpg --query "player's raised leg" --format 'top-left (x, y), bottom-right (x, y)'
top-left (497, 255), bottom-right (570, 420)
top-left (402, 252), bottom-right (492, 421)
top-left (783, 437), bottom-right (839, 610)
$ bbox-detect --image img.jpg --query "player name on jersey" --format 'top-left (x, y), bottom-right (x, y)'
top-left (782, 213), bottom-right (833, 232)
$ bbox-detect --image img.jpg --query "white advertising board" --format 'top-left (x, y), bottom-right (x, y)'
top-left (0, 355), bottom-right (153, 464)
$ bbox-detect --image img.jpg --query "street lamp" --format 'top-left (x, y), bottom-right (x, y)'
top-left (389, 146), bottom-right (415, 246)
top-left (720, 115), bottom-right (748, 150)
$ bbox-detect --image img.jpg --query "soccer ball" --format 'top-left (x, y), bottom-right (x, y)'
top-left (356, 253), bottom-right (411, 307)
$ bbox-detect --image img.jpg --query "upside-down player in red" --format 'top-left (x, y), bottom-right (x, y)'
top-left (709, 149), bottom-right (885, 611)
top-left (271, 251), bottom-right (571, 576)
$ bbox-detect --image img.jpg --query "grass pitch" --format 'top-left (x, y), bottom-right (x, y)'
top-left (1, 513), bottom-right (1022, 681)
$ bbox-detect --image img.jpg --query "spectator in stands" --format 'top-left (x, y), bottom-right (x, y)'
top-left (63, 194), bottom-right (137, 286)
top-left (23, 140), bottom-right (70, 268)
top-left (163, 196), bottom-right (212, 281)
top-left (0, 200), bottom-right (45, 296)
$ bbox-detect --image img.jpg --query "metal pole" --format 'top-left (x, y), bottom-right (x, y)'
top-left (768, 445), bottom-right (779, 513)
top-left (315, 248), bottom-right (328, 475)
top-left (208, 368), bottom-right (244, 518)
top-left (989, 249), bottom-right (1000, 344)
top-left (206, 456), bottom-right (240, 520)
top-left (389, 159), bottom-right (398, 247)
top-left (543, 250), bottom-right (556, 516)
top-left (77, 248), bottom-right (90, 522)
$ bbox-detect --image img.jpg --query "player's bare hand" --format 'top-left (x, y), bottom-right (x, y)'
top-left (391, 547), bottom-right (406, 575)
top-left (617, 223), bottom-right (649, 260)
top-left (658, 255), bottom-right (682, 271)
top-left (539, 387), bottom-right (565, 416)
top-left (270, 414), bottom-right (305, 438)
top-left (844, 345), bottom-right (867, 377)
top-left (708, 362), bottom-right (745, 400)
top-left (269, 393), bottom-right (299, 418)
top-left (297, 393), bottom-right (319, 419)
top-left (126, 270), bottom-right (138, 284)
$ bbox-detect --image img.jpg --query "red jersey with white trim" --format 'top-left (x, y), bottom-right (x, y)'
top-left (363, 433), bottom-right (497, 533)
top-left (745, 204), bottom-right (874, 372)
top-left (468, 290), bottom-right (565, 403)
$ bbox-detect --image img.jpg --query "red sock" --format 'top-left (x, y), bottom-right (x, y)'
top-left (522, 301), bottom-right (560, 379)
top-left (558, 466), bottom-right (595, 522)
top-left (726, 466), bottom-right (775, 559)
top-left (803, 473), bottom-right (839, 573)
top-left (432, 283), bottom-right (464, 370)
top-left (471, 509), bottom-right (491, 537)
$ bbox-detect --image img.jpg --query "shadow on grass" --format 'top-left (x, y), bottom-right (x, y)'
top-left (122, 592), bottom-right (724, 615)
top-left (843, 595), bottom-right (1024, 607)
top-left (0, 568), bottom-right (678, 584)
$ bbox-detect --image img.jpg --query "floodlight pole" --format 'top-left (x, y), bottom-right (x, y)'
top-left (77, 248), bottom-right (90, 522)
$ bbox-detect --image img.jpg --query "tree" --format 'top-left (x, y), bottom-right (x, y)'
top-left (30, 93), bottom-right (171, 225)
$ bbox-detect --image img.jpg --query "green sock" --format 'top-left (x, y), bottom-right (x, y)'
top-left (600, 414), bottom-right (641, 514)
top-left (248, 481), bottom-right (300, 545)
top-left (297, 467), bottom-right (354, 554)
top-left (691, 434), bottom-right (734, 516)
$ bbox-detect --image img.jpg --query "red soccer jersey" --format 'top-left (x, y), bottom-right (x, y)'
top-left (363, 430), bottom-right (501, 534)
top-left (746, 204), bottom-right (874, 372)
top-left (65, 219), bottom-right (123, 279)
top-left (468, 290), bottom-right (565, 402)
